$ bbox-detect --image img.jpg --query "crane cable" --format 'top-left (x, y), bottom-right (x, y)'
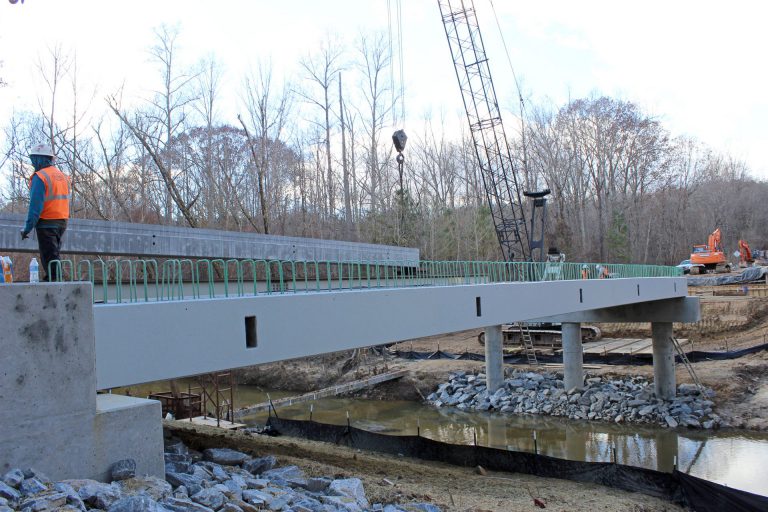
top-left (396, 0), bottom-right (405, 125)
top-left (387, 0), bottom-right (406, 126)
top-left (489, 0), bottom-right (530, 184)
top-left (387, 0), bottom-right (395, 125)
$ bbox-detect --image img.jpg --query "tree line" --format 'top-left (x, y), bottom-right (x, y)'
top-left (2, 26), bottom-right (765, 265)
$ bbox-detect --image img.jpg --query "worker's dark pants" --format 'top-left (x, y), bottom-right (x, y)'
top-left (36, 226), bottom-right (66, 282)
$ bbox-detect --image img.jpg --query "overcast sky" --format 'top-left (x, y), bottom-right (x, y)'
top-left (2, 0), bottom-right (768, 179)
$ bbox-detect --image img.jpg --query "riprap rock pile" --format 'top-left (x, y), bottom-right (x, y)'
top-left (427, 370), bottom-right (719, 429)
top-left (0, 440), bottom-right (442, 512)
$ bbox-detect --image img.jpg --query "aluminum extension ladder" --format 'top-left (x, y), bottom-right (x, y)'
top-left (670, 336), bottom-right (706, 395)
top-left (517, 322), bottom-right (539, 366)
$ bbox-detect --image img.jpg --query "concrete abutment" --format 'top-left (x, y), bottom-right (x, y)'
top-left (0, 283), bottom-right (164, 481)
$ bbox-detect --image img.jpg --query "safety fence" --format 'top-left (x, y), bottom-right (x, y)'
top-left (263, 417), bottom-right (768, 512)
top-left (47, 257), bottom-right (681, 304)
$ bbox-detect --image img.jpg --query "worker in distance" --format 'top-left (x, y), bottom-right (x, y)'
top-left (20, 144), bottom-right (70, 281)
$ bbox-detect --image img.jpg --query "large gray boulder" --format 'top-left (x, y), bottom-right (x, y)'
top-left (242, 456), bottom-right (277, 475)
top-left (2, 469), bottom-right (24, 489)
top-left (166, 471), bottom-right (205, 490)
top-left (190, 488), bottom-right (226, 510)
top-left (202, 448), bottom-right (248, 466)
top-left (107, 494), bottom-right (167, 512)
top-left (162, 496), bottom-right (215, 512)
top-left (77, 481), bottom-right (123, 509)
top-left (328, 478), bottom-right (370, 510)
top-left (260, 465), bottom-right (304, 482)
top-left (18, 491), bottom-right (67, 511)
top-left (117, 476), bottom-right (173, 502)
top-left (110, 459), bottom-right (137, 481)
top-left (0, 482), bottom-right (20, 501)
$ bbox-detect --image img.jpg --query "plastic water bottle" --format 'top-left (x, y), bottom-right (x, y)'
top-left (2, 256), bottom-right (13, 283)
top-left (29, 257), bottom-right (39, 283)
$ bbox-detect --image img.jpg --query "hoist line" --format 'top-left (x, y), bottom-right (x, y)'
top-left (488, 0), bottom-right (531, 186)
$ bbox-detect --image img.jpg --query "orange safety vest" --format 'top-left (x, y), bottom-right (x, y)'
top-left (30, 166), bottom-right (70, 220)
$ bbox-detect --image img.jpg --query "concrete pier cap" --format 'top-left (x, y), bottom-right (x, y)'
top-left (0, 282), bottom-right (164, 481)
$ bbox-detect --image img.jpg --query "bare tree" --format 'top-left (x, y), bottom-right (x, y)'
top-left (298, 37), bottom-right (343, 218)
top-left (36, 44), bottom-right (71, 149)
top-left (355, 32), bottom-right (395, 216)
top-left (107, 25), bottom-right (200, 227)
top-left (239, 61), bottom-right (293, 234)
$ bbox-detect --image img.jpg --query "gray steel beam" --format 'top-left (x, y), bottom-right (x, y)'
top-left (527, 296), bottom-right (701, 324)
top-left (0, 213), bottom-right (419, 263)
top-left (94, 277), bottom-right (688, 389)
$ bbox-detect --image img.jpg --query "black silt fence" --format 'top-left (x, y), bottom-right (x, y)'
top-left (266, 417), bottom-right (768, 512)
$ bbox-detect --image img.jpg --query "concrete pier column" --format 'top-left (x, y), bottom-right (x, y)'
top-left (484, 325), bottom-right (504, 393)
top-left (562, 322), bottom-right (584, 390)
top-left (652, 322), bottom-right (676, 400)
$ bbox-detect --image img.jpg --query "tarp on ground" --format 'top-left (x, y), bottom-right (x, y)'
top-left (687, 266), bottom-right (767, 286)
top-left (266, 417), bottom-right (768, 512)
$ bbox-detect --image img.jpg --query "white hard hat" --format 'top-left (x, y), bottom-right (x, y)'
top-left (29, 144), bottom-right (55, 157)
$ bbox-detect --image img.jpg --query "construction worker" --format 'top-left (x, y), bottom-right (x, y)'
top-left (20, 144), bottom-right (70, 282)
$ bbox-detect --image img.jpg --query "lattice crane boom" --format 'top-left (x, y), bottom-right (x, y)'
top-left (438, 0), bottom-right (531, 261)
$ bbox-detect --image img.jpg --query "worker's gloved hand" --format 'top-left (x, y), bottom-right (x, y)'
top-left (20, 229), bottom-right (29, 240)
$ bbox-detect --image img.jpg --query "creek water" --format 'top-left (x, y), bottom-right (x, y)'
top-left (113, 382), bottom-right (768, 497)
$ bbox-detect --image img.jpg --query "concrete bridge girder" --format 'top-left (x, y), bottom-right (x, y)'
top-left (94, 277), bottom-right (688, 389)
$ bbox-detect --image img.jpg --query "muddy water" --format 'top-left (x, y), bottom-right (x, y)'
top-left (112, 381), bottom-right (768, 496)
top-left (233, 387), bottom-right (768, 497)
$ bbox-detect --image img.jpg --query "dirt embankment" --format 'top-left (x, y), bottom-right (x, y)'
top-left (167, 421), bottom-right (684, 512)
top-left (238, 289), bottom-right (768, 430)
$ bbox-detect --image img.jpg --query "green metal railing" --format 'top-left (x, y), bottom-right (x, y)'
top-left (48, 258), bottom-right (682, 304)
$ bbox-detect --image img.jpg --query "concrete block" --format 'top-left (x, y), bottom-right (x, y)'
top-left (93, 395), bottom-right (164, 482)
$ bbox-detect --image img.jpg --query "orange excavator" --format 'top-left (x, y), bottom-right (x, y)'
top-left (690, 228), bottom-right (732, 274)
top-left (738, 239), bottom-right (755, 267)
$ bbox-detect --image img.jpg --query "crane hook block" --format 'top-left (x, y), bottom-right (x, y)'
top-left (392, 129), bottom-right (407, 153)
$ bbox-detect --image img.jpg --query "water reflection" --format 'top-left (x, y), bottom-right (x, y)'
top-left (109, 382), bottom-right (768, 497)
top-left (237, 390), bottom-right (768, 496)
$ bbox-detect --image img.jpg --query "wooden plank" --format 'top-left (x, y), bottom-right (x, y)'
top-left (233, 369), bottom-right (408, 419)
top-left (187, 416), bottom-right (246, 430)
top-left (583, 338), bottom-right (645, 355)
top-left (542, 363), bottom-right (603, 370)
top-left (581, 337), bottom-right (690, 356)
